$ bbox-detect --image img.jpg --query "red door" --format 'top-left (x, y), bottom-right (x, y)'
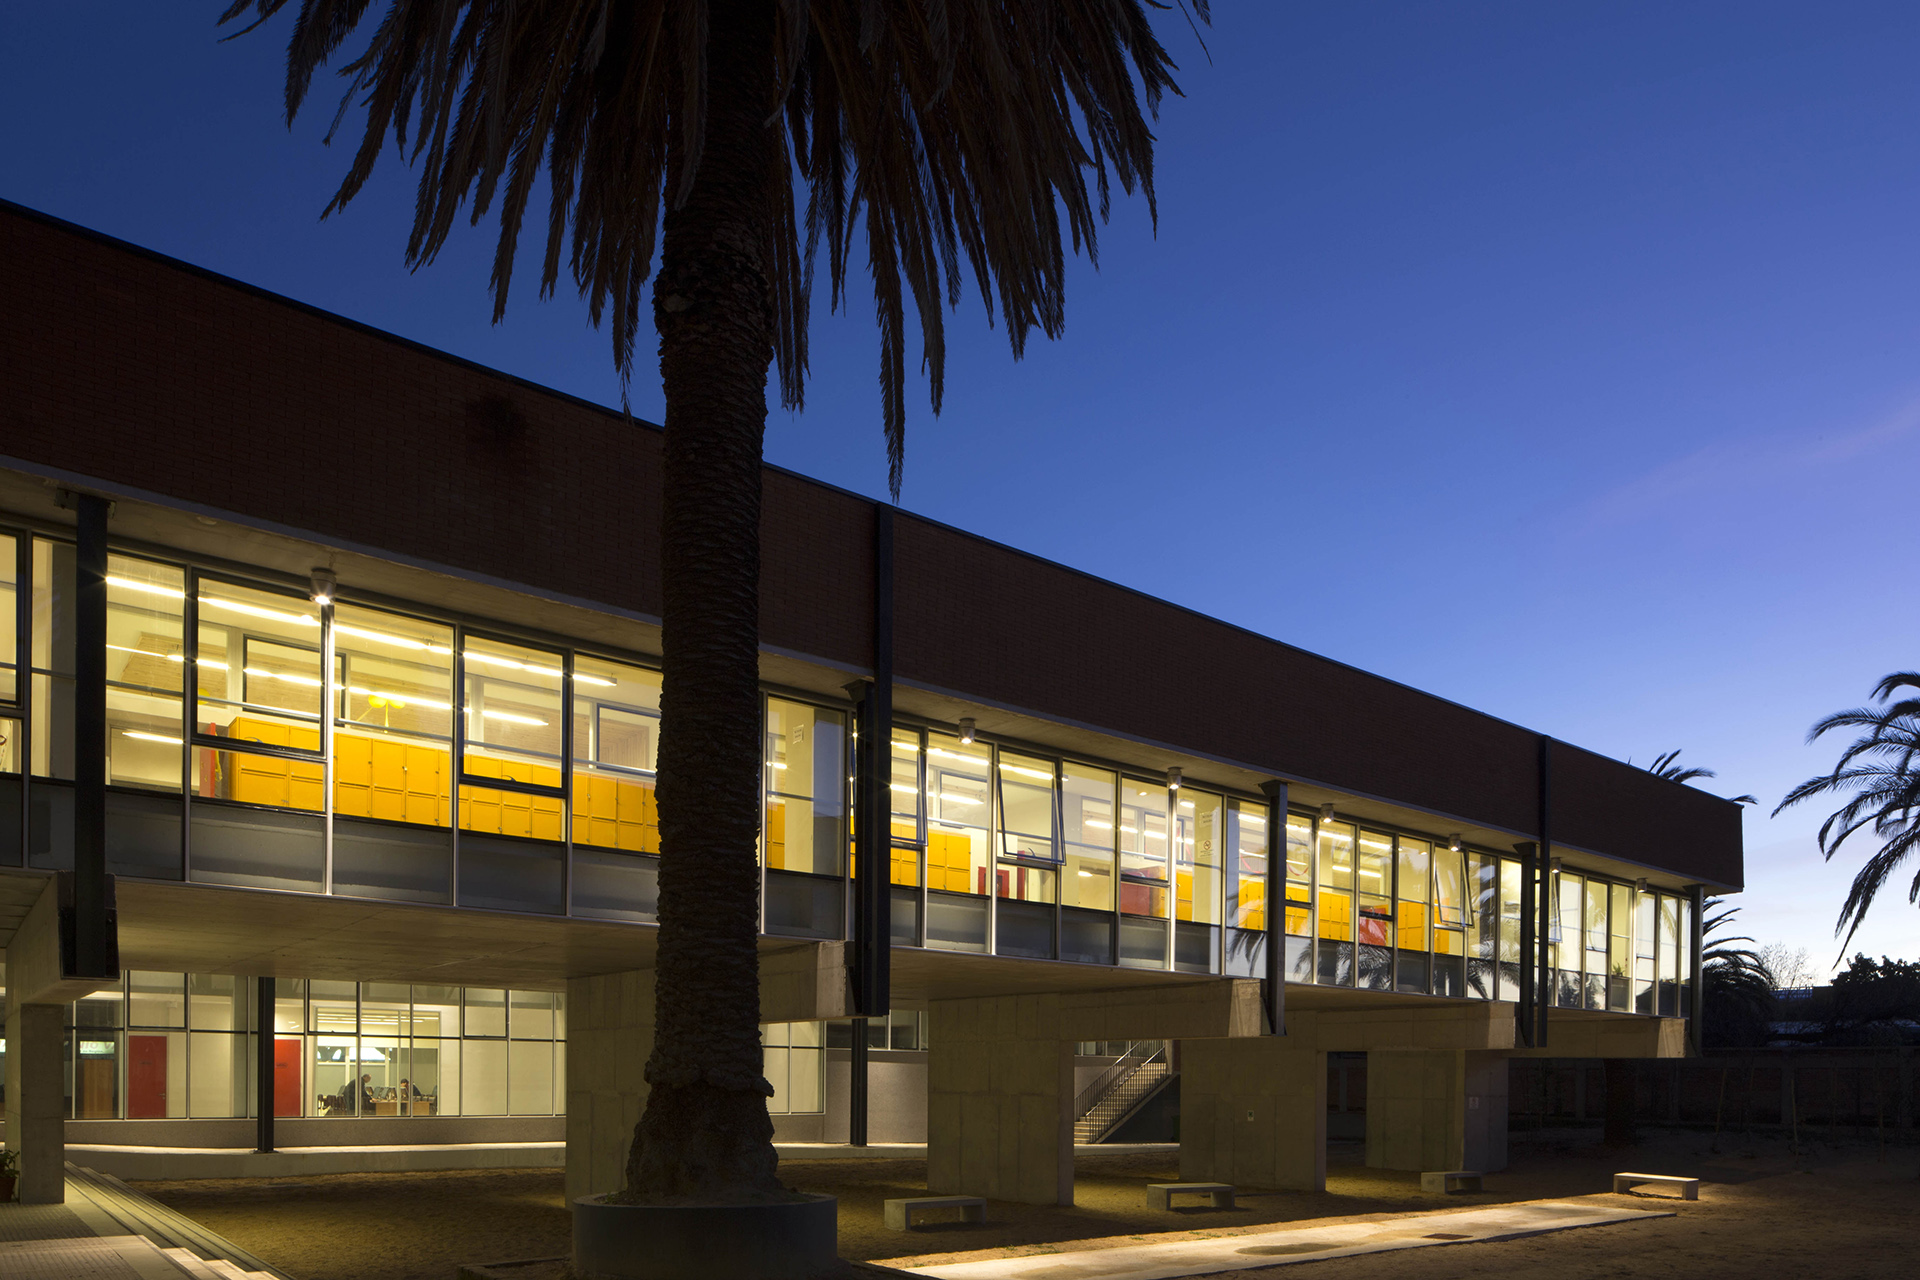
top-left (128, 1035), bottom-right (168, 1118)
top-left (274, 1038), bottom-right (303, 1118)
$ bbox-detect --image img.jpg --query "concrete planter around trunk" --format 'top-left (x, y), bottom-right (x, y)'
top-left (572, 1192), bottom-right (838, 1280)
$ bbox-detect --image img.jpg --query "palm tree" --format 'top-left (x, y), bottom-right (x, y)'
top-left (1775, 672), bottom-right (1920, 952)
top-left (218, 0), bottom-right (1203, 1205)
top-left (1698, 896), bottom-right (1774, 1048)
top-left (1644, 749), bottom-right (1757, 805)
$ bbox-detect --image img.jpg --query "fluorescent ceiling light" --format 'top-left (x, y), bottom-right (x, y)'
top-left (106, 575), bottom-right (184, 600)
top-left (121, 730), bottom-right (182, 745)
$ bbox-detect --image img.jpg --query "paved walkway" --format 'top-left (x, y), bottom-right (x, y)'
top-left (895, 1200), bottom-right (1674, 1280)
top-left (0, 1166), bottom-right (286, 1280)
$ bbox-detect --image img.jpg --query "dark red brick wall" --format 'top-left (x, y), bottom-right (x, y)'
top-left (0, 202), bottom-right (1741, 888)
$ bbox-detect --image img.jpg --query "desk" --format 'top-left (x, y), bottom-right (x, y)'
top-left (372, 1099), bottom-right (437, 1116)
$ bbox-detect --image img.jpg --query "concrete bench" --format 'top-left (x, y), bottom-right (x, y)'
top-left (1147, 1182), bottom-right (1236, 1211)
top-left (883, 1196), bottom-right (986, 1230)
top-left (1420, 1170), bottom-right (1484, 1194)
top-left (1612, 1172), bottom-right (1699, 1200)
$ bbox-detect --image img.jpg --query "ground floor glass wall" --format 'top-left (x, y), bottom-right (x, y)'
top-left (0, 973), bottom-right (567, 1121)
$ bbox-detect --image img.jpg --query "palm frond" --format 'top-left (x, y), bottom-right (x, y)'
top-left (221, 0), bottom-right (1199, 497)
top-left (1776, 672), bottom-right (1920, 948)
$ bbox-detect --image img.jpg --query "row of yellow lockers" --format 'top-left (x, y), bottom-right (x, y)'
top-left (217, 720), bottom-right (662, 851)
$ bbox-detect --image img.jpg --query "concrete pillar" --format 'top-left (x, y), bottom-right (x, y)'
top-left (1364, 1049), bottom-right (1508, 1173)
top-left (927, 994), bottom-right (1073, 1205)
top-left (565, 969), bottom-right (656, 1201)
top-left (3, 1002), bottom-right (66, 1203)
top-left (1178, 1036), bottom-right (1327, 1191)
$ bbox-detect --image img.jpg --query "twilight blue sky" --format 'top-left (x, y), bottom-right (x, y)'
top-left (5, 3), bottom-right (1918, 971)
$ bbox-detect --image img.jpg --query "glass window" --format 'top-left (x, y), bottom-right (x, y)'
top-left (925, 732), bottom-right (990, 896)
top-left (0, 716), bottom-right (19, 775)
top-left (31, 538), bottom-right (75, 780)
top-left (410, 1037), bottom-right (455, 1115)
top-left (887, 729), bottom-right (922, 887)
top-left (1316, 821), bottom-right (1354, 940)
top-left (1555, 872), bottom-right (1583, 1007)
top-left (334, 605), bottom-right (454, 829)
top-left (106, 556), bottom-right (185, 791)
top-left (1316, 819), bottom-right (1355, 986)
top-left (1396, 837), bottom-right (1431, 953)
top-left (762, 1021), bottom-right (824, 1114)
top-left (763, 699), bottom-right (846, 877)
top-left (510, 990), bottom-right (555, 1040)
top-left (188, 973), bottom-right (245, 1031)
top-left (997, 751), bottom-right (1055, 862)
top-left (31, 537), bottom-right (74, 676)
top-left (189, 1031), bottom-right (248, 1117)
top-left (1226, 804), bottom-right (1265, 932)
top-left (1355, 831), bottom-right (1393, 943)
top-left (1499, 857), bottom-right (1524, 994)
top-left (509, 1040), bottom-right (555, 1114)
top-left (1466, 852), bottom-right (1496, 998)
top-left (464, 1038), bottom-right (508, 1115)
top-left (0, 531), bottom-right (16, 703)
top-left (1118, 779), bottom-right (1170, 918)
top-left (1061, 764), bottom-right (1114, 911)
top-left (1658, 894), bottom-right (1680, 1015)
top-left (461, 637), bottom-right (565, 776)
top-left (128, 971), bottom-right (185, 1028)
top-left (464, 987), bottom-right (507, 1038)
top-left (196, 579), bottom-right (323, 742)
top-left (1176, 789), bottom-right (1223, 926)
top-left (995, 750), bottom-right (1055, 907)
top-left (409, 985), bottom-right (461, 1039)
top-left (1608, 882), bottom-right (1632, 1011)
top-left (1354, 830), bottom-right (1393, 989)
top-left (571, 656), bottom-right (661, 853)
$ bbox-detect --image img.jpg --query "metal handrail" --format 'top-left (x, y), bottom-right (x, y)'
top-left (1073, 1040), bottom-right (1167, 1118)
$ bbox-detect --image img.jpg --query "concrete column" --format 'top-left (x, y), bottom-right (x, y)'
top-left (1365, 1049), bottom-right (1509, 1173)
top-left (927, 994), bottom-right (1073, 1205)
top-left (565, 969), bottom-right (656, 1201)
top-left (1179, 1036), bottom-right (1327, 1191)
top-left (3, 1003), bottom-right (66, 1203)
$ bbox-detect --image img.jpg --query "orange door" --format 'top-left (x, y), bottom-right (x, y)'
top-left (274, 1038), bottom-right (304, 1117)
top-left (128, 1034), bottom-right (167, 1118)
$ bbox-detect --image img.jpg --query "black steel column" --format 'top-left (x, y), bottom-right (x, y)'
top-left (1514, 841), bottom-right (1537, 1049)
top-left (1260, 781), bottom-right (1287, 1036)
top-left (848, 1019), bottom-right (870, 1147)
top-left (850, 504), bottom-right (894, 1020)
top-left (256, 976), bottom-right (276, 1152)
top-left (73, 493), bottom-right (110, 977)
top-left (1536, 736), bottom-right (1553, 1048)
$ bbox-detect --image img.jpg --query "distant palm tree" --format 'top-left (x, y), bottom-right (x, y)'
top-left (1644, 749), bottom-right (1757, 805)
top-left (218, 0), bottom-right (1205, 1211)
top-left (1775, 672), bottom-right (1920, 950)
top-left (1699, 896), bottom-right (1774, 1047)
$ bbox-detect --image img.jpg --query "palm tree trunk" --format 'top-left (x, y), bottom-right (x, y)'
top-left (622, 0), bottom-right (787, 1205)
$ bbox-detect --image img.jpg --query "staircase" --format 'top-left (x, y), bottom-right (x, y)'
top-left (64, 1163), bottom-right (291, 1280)
top-left (1073, 1041), bottom-right (1174, 1144)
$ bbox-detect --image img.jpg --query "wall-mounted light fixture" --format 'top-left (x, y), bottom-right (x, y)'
top-left (1448, 833), bottom-right (1462, 852)
top-left (1549, 858), bottom-right (1563, 873)
top-left (1635, 878), bottom-right (1648, 893)
top-left (1318, 802), bottom-right (1336, 824)
top-left (957, 717), bottom-right (976, 745)
top-left (1167, 767), bottom-right (1182, 792)
top-left (309, 568), bottom-right (337, 607)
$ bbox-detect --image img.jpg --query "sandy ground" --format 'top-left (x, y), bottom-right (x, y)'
top-left (135, 1129), bottom-right (1920, 1280)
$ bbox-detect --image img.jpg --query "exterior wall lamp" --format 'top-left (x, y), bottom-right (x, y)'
top-left (1167, 767), bottom-right (1182, 792)
top-left (957, 717), bottom-right (976, 745)
top-left (309, 567), bottom-right (337, 606)
top-left (1449, 834), bottom-right (1462, 852)
top-left (1318, 802), bottom-right (1336, 824)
